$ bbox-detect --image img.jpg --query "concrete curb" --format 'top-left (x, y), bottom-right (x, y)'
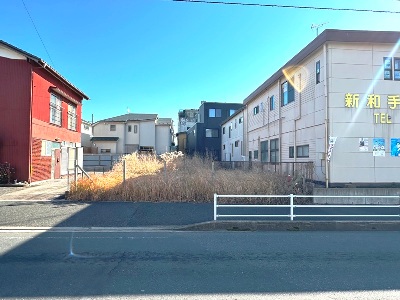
top-left (0, 226), bottom-right (179, 232)
top-left (1, 222), bottom-right (400, 232)
top-left (177, 220), bottom-right (400, 231)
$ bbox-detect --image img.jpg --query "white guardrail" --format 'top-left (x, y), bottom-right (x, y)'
top-left (213, 194), bottom-right (400, 221)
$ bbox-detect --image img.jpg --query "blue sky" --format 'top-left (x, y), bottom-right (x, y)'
top-left (1, 0), bottom-right (400, 127)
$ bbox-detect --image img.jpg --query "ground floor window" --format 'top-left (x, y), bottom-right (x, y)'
top-left (205, 128), bottom-right (218, 138)
top-left (270, 138), bottom-right (279, 162)
top-left (254, 150), bottom-right (259, 160)
top-left (41, 140), bottom-right (61, 156)
top-left (261, 141), bottom-right (268, 162)
top-left (289, 146), bottom-right (294, 158)
top-left (296, 145), bottom-right (309, 158)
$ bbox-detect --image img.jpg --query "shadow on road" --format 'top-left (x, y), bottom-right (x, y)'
top-left (1, 200), bottom-right (400, 298)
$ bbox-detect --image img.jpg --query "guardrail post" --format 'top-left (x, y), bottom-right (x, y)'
top-left (214, 193), bottom-right (217, 221)
top-left (290, 194), bottom-right (294, 221)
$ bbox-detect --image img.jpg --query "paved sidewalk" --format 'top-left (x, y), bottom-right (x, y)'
top-left (0, 178), bottom-right (68, 200)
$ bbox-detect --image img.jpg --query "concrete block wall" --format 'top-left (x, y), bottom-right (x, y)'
top-left (313, 188), bottom-right (400, 204)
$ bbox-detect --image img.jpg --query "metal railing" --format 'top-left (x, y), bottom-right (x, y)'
top-left (213, 194), bottom-right (400, 221)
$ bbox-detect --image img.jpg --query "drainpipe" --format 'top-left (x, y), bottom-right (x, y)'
top-left (294, 73), bottom-right (302, 170)
top-left (278, 79), bottom-right (282, 164)
top-left (28, 69), bottom-right (34, 183)
top-left (324, 43), bottom-right (329, 188)
top-left (245, 105), bottom-right (248, 161)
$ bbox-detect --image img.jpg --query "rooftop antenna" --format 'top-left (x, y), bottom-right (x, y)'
top-left (311, 22), bottom-right (329, 36)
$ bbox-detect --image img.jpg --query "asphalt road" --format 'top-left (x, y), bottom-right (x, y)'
top-left (1, 230), bottom-right (400, 299)
top-left (0, 200), bottom-right (399, 230)
top-left (0, 201), bottom-right (214, 228)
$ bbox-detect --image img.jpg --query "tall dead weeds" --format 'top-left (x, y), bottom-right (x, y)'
top-left (68, 152), bottom-right (304, 202)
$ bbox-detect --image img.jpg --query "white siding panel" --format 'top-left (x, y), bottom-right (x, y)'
top-left (330, 122), bottom-right (375, 137)
top-left (331, 63), bottom-right (373, 80)
top-left (330, 166), bottom-right (376, 183)
top-left (330, 78), bottom-right (374, 94)
top-left (330, 47), bottom-right (372, 65)
top-left (139, 121), bottom-right (156, 148)
top-left (155, 125), bottom-right (171, 154)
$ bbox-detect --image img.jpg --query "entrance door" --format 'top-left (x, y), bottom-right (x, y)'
top-left (51, 149), bottom-right (61, 179)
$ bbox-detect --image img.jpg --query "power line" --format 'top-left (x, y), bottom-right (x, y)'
top-left (21, 0), bottom-right (55, 66)
top-left (171, 0), bottom-right (400, 14)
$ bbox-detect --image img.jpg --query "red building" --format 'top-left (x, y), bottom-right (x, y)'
top-left (0, 40), bottom-right (89, 183)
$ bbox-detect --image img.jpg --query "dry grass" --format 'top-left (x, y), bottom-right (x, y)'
top-left (68, 152), bottom-right (304, 203)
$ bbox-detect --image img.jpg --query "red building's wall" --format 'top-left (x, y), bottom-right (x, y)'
top-left (0, 54), bottom-right (85, 183)
top-left (30, 67), bottom-right (84, 181)
top-left (31, 138), bottom-right (51, 182)
top-left (31, 68), bottom-right (82, 142)
top-left (0, 56), bottom-right (31, 182)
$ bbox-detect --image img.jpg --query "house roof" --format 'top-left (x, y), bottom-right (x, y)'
top-left (243, 29), bottom-right (400, 106)
top-left (0, 40), bottom-right (89, 100)
top-left (90, 137), bottom-right (119, 142)
top-left (97, 113), bottom-right (159, 123)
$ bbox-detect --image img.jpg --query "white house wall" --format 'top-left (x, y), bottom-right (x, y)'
top-left (327, 42), bottom-right (400, 184)
top-left (155, 125), bottom-right (171, 154)
top-left (245, 47), bottom-right (326, 181)
top-left (93, 123), bottom-right (125, 153)
top-left (247, 87), bottom-right (280, 159)
top-left (139, 121), bottom-right (156, 148)
top-left (95, 141), bottom-right (117, 154)
top-left (125, 122), bottom-right (140, 145)
top-left (81, 122), bottom-right (93, 148)
top-left (221, 111), bottom-right (244, 161)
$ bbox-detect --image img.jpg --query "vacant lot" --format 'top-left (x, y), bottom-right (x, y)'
top-left (68, 152), bottom-right (303, 202)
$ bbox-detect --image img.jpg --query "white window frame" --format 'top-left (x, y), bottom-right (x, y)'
top-left (253, 106), bottom-right (259, 115)
top-left (67, 103), bottom-right (77, 131)
top-left (50, 93), bottom-right (62, 126)
top-left (296, 145), bottom-right (309, 158)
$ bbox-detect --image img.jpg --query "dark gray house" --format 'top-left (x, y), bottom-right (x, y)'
top-left (186, 101), bottom-right (243, 160)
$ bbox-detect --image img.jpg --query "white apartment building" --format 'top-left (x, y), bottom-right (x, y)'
top-left (224, 29), bottom-right (400, 187)
top-left (221, 107), bottom-right (245, 161)
top-left (91, 113), bottom-right (174, 155)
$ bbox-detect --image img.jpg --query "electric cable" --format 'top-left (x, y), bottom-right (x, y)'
top-left (171, 0), bottom-right (400, 14)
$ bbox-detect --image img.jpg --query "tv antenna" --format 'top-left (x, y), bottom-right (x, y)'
top-left (311, 22), bottom-right (329, 36)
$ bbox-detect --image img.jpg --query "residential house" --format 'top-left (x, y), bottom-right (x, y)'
top-left (241, 29), bottom-right (400, 187)
top-left (178, 109), bottom-right (199, 132)
top-left (81, 119), bottom-right (93, 151)
top-left (186, 101), bottom-right (243, 160)
top-left (0, 40), bottom-right (89, 183)
top-left (90, 113), bottom-right (174, 154)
